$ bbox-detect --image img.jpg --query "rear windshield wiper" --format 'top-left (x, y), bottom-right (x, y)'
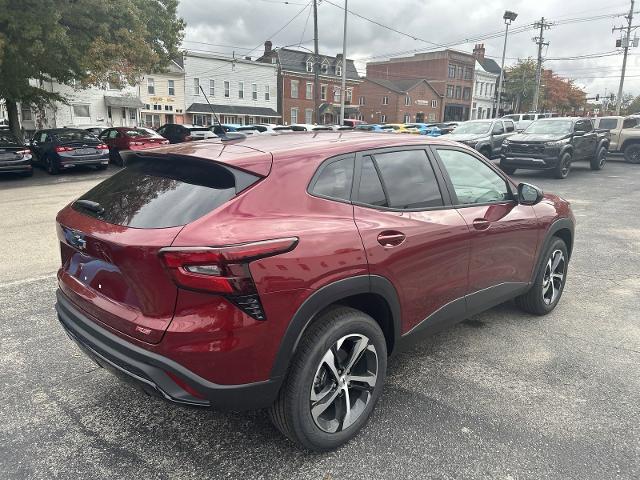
top-left (75, 199), bottom-right (104, 215)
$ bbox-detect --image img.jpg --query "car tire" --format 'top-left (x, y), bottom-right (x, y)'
top-left (590, 146), bottom-right (607, 170)
top-left (269, 306), bottom-right (387, 452)
top-left (553, 152), bottom-right (571, 179)
top-left (515, 237), bottom-right (569, 315)
top-left (623, 144), bottom-right (640, 164)
top-left (110, 149), bottom-right (124, 167)
top-left (500, 164), bottom-right (516, 175)
top-left (45, 155), bottom-right (59, 175)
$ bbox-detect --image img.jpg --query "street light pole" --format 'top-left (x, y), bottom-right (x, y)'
top-left (495, 10), bottom-right (517, 119)
top-left (339, 0), bottom-right (348, 125)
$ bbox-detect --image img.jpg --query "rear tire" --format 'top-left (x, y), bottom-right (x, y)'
top-left (590, 146), bottom-right (607, 170)
top-left (269, 306), bottom-right (387, 452)
top-left (515, 237), bottom-right (569, 315)
top-left (45, 155), bottom-right (59, 175)
top-left (553, 152), bottom-right (571, 179)
top-left (624, 144), bottom-right (640, 164)
top-left (110, 149), bottom-right (124, 166)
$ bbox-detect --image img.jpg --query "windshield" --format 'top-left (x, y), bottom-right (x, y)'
top-left (0, 130), bottom-right (21, 146)
top-left (452, 122), bottom-right (492, 135)
top-left (524, 119), bottom-right (573, 134)
top-left (55, 130), bottom-right (99, 142)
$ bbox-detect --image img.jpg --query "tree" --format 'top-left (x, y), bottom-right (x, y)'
top-left (0, 0), bottom-right (184, 138)
top-left (623, 95), bottom-right (640, 115)
top-left (504, 58), bottom-right (538, 113)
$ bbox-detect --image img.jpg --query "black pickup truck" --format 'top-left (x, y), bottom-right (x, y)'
top-left (499, 117), bottom-right (609, 179)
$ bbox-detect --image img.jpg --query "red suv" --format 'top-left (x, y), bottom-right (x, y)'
top-left (55, 132), bottom-right (574, 451)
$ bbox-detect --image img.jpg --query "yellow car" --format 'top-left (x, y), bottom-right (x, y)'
top-left (380, 123), bottom-right (418, 134)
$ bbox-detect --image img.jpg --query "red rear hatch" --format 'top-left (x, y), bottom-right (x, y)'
top-left (56, 149), bottom-right (269, 344)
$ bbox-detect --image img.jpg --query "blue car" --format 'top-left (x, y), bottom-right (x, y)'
top-left (405, 123), bottom-right (442, 136)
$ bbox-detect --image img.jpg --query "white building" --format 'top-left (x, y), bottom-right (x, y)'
top-left (470, 44), bottom-right (500, 120)
top-left (138, 59), bottom-right (186, 128)
top-left (183, 51), bottom-right (280, 126)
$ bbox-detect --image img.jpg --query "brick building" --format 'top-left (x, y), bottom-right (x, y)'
top-left (258, 41), bottom-right (362, 125)
top-left (367, 50), bottom-right (475, 121)
top-left (357, 78), bottom-right (442, 124)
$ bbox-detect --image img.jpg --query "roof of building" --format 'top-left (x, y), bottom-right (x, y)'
top-left (267, 48), bottom-right (360, 80)
top-left (365, 77), bottom-right (442, 97)
top-left (477, 57), bottom-right (501, 75)
top-left (186, 103), bottom-right (280, 117)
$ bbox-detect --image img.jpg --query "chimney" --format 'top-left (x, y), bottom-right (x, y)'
top-left (472, 43), bottom-right (485, 60)
top-left (264, 40), bottom-right (272, 55)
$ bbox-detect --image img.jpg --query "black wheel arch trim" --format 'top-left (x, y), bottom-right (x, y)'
top-left (532, 217), bottom-right (574, 282)
top-left (269, 275), bottom-right (402, 378)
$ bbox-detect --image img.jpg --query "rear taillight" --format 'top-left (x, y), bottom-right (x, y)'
top-left (129, 141), bottom-right (143, 146)
top-left (96, 144), bottom-right (109, 150)
top-left (55, 146), bottom-right (74, 152)
top-left (17, 149), bottom-right (31, 157)
top-left (159, 237), bottom-right (298, 320)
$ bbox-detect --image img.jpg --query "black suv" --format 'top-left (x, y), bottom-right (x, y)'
top-left (500, 117), bottom-right (609, 179)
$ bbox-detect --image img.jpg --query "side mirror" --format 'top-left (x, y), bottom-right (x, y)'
top-left (517, 183), bottom-right (544, 205)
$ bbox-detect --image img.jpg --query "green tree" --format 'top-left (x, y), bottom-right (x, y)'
top-left (504, 58), bottom-right (538, 113)
top-left (0, 0), bottom-right (184, 138)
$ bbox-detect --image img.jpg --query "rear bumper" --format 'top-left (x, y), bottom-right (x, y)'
top-left (56, 290), bottom-right (282, 410)
top-left (0, 162), bottom-right (32, 172)
top-left (59, 153), bottom-right (109, 167)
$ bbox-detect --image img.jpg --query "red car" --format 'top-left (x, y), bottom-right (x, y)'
top-left (98, 127), bottom-right (169, 166)
top-left (55, 132), bottom-right (574, 451)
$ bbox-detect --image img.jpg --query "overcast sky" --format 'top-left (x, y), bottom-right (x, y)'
top-left (178, 0), bottom-right (640, 99)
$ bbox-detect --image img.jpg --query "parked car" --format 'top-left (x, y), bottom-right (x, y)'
top-left (355, 124), bottom-right (386, 132)
top-left (98, 127), bottom-right (169, 166)
top-left (404, 123), bottom-right (442, 136)
top-left (380, 123), bottom-right (416, 133)
top-left (157, 124), bottom-right (217, 143)
top-left (55, 131), bottom-right (575, 451)
top-left (591, 115), bottom-right (640, 163)
top-left (30, 128), bottom-right (109, 174)
top-left (236, 125), bottom-right (284, 135)
top-left (212, 124), bottom-right (240, 137)
top-left (342, 119), bottom-right (366, 128)
top-left (290, 124), bottom-right (333, 132)
top-left (502, 112), bottom-right (555, 132)
top-left (434, 122), bottom-right (459, 134)
top-left (0, 127), bottom-right (33, 177)
top-left (500, 117), bottom-right (609, 178)
top-left (444, 118), bottom-right (516, 159)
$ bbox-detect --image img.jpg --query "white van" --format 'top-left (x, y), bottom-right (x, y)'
top-left (502, 113), bottom-right (555, 131)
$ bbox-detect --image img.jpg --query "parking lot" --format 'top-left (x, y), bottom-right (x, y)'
top-left (1, 159), bottom-right (639, 479)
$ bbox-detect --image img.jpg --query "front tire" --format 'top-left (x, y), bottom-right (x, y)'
top-left (553, 152), bottom-right (571, 179)
top-left (624, 144), bottom-right (640, 164)
top-left (110, 149), bottom-right (124, 166)
top-left (590, 146), bottom-right (607, 170)
top-left (515, 237), bottom-right (569, 315)
top-left (269, 307), bottom-right (387, 452)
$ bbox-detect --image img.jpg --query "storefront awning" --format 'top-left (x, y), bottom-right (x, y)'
top-left (104, 96), bottom-right (145, 108)
top-left (186, 103), bottom-right (280, 117)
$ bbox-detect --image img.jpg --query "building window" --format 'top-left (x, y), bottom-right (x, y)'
top-left (448, 64), bottom-right (456, 78)
top-left (405, 96), bottom-right (411, 106)
top-left (271, 57), bottom-right (277, 64)
top-left (73, 104), bottom-right (90, 118)
top-left (252, 83), bottom-right (258, 100)
top-left (382, 95), bottom-right (389, 105)
top-left (306, 60), bottom-right (313, 72)
top-left (455, 86), bottom-right (462, 99)
top-left (291, 107), bottom-right (298, 124)
top-left (358, 95), bottom-right (365, 105)
top-left (404, 113), bottom-right (410, 123)
top-left (144, 113), bottom-right (161, 128)
top-left (147, 78), bottom-right (155, 95)
top-left (457, 66), bottom-right (463, 79)
top-left (153, 104), bottom-right (162, 111)
top-left (265, 85), bottom-right (270, 101)
top-left (164, 105), bottom-right (173, 111)
top-left (130, 109), bottom-right (137, 120)
top-left (345, 88), bottom-right (352, 103)
top-left (464, 68), bottom-right (473, 80)
top-left (306, 82), bottom-right (313, 100)
top-left (431, 99), bottom-right (438, 108)
top-left (447, 85), bottom-right (454, 98)
top-left (168, 79), bottom-right (175, 96)
top-left (209, 79), bottom-right (215, 96)
top-left (305, 108), bottom-right (313, 124)
top-left (238, 81), bottom-right (244, 99)
top-left (291, 80), bottom-right (299, 98)
top-left (107, 74), bottom-right (120, 90)
top-left (224, 81), bottom-right (230, 98)
top-left (193, 78), bottom-right (200, 95)
top-left (463, 87), bottom-right (471, 100)
top-left (336, 64), bottom-right (342, 77)
top-left (321, 84), bottom-right (327, 101)
top-left (20, 107), bottom-right (32, 121)
top-left (334, 87), bottom-right (341, 103)
top-left (380, 114), bottom-right (387, 123)
top-left (321, 63), bottom-right (328, 74)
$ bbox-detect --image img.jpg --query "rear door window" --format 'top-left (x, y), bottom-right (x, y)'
top-left (73, 159), bottom-right (260, 228)
top-left (310, 156), bottom-right (354, 201)
top-left (357, 156), bottom-right (387, 207)
top-left (622, 118), bottom-right (638, 129)
top-left (599, 118), bottom-right (619, 130)
top-left (504, 120), bottom-right (515, 132)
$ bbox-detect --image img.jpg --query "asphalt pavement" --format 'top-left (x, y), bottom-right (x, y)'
top-left (1, 159), bottom-right (638, 479)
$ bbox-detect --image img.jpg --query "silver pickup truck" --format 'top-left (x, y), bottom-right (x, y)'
top-left (592, 116), bottom-right (640, 163)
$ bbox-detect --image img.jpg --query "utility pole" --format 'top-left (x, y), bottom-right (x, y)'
top-left (339, 0), bottom-right (348, 125)
top-left (313, 0), bottom-right (320, 124)
top-left (613, 0), bottom-right (635, 115)
top-left (495, 11), bottom-right (517, 119)
top-left (532, 17), bottom-right (551, 113)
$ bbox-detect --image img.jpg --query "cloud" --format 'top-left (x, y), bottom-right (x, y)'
top-left (178, 0), bottom-right (639, 97)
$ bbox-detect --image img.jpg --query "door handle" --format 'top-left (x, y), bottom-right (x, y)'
top-left (472, 218), bottom-right (491, 231)
top-left (377, 231), bottom-right (406, 247)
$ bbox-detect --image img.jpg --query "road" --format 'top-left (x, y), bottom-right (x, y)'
top-left (1, 160), bottom-right (639, 479)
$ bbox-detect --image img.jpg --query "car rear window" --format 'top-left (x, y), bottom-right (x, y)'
top-left (0, 130), bottom-right (20, 146)
top-left (73, 158), bottom-right (259, 228)
top-left (188, 127), bottom-right (212, 133)
top-left (55, 130), bottom-right (98, 142)
top-left (125, 128), bottom-right (162, 138)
